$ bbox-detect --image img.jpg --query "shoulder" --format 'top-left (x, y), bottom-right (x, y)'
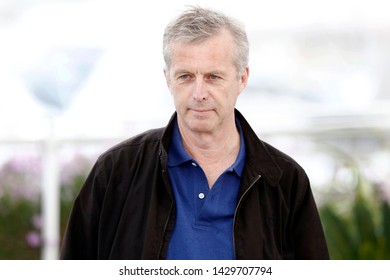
top-left (263, 141), bottom-right (303, 171)
top-left (248, 139), bottom-right (309, 187)
top-left (265, 140), bottom-right (309, 182)
top-left (110, 127), bottom-right (164, 153)
top-left (263, 141), bottom-right (311, 197)
top-left (95, 127), bottom-right (165, 167)
top-left (106, 127), bottom-right (164, 153)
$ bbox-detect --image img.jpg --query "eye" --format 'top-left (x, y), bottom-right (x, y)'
top-left (178, 74), bottom-right (191, 81)
top-left (208, 74), bottom-right (220, 81)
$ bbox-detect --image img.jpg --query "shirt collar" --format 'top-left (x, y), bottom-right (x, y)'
top-left (167, 118), bottom-right (246, 177)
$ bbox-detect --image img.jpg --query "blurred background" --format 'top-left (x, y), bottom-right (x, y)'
top-left (1, 0), bottom-right (390, 260)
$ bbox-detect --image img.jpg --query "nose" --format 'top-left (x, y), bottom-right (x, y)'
top-left (192, 79), bottom-right (208, 101)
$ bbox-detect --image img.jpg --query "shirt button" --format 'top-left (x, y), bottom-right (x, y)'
top-left (198, 193), bottom-right (205, 199)
top-left (192, 162), bottom-right (197, 167)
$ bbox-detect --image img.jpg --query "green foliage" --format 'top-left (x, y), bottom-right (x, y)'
top-left (0, 195), bottom-right (40, 259)
top-left (59, 171), bottom-right (85, 244)
top-left (0, 186), bottom-right (83, 259)
top-left (320, 177), bottom-right (390, 259)
top-left (0, 154), bottom-right (89, 259)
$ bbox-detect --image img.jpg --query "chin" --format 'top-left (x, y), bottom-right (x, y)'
top-left (187, 121), bottom-right (215, 133)
top-left (179, 112), bottom-right (217, 133)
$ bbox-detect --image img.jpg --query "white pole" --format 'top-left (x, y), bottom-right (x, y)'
top-left (41, 118), bottom-right (60, 259)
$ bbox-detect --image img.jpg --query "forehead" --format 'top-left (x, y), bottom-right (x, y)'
top-left (169, 30), bottom-right (236, 72)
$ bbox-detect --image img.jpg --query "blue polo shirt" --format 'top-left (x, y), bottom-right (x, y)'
top-left (165, 119), bottom-right (246, 260)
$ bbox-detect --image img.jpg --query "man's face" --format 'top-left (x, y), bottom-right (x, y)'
top-left (164, 29), bottom-right (249, 135)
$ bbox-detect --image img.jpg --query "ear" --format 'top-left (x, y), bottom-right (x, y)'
top-left (238, 66), bottom-right (249, 93)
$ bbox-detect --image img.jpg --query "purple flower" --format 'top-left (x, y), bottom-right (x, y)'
top-left (25, 231), bottom-right (41, 248)
top-left (0, 154), bottom-right (41, 201)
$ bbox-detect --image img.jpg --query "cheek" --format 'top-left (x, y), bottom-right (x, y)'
top-left (171, 92), bottom-right (185, 110)
top-left (171, 85), bottom-right (189, 101)
top-left (224, 91), bottom-right (240, 109)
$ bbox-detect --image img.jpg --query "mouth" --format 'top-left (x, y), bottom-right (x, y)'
top-left (190, 108), bottom-right (214, 114)
top-left (190, 107), bottom-right (214, 113)
top-left (192, 109), bottom-right (212, 113)
top-left (188, 108), bottom-right (214, 118)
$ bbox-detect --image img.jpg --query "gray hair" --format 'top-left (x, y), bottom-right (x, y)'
top-left (163, 6), bottom-right (249, 77)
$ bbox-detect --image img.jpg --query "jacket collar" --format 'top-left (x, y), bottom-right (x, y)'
top-left (234, 109), bottom-right (282, 187)
top-left (160, 109), bottom-right (282, 187)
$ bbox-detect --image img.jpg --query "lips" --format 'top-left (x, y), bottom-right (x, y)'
top-left (189, 108), bottom-right (214, 117)
top-left (192, 109), bottom-right (212, 113)
top-left (189, 106), bottom-right (214, 112)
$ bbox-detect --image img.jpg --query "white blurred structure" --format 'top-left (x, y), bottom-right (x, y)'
top-left (1, 0), bottom-right (390, 259)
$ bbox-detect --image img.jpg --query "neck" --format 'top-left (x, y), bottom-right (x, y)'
top-left (177, 117), bottom-right (240, 164)
top-left (177, 116), bottom-right (241, 188)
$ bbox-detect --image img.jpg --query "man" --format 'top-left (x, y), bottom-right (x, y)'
top-left (60, 6), bottom-right (329, 260)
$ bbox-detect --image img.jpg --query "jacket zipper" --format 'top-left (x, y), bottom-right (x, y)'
top-left (157, 199), bottom-right (173, 259)
top-left (233, 174), bottom-right (261, 259)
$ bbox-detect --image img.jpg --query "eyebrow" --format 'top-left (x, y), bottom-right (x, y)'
top-left (173, 68), bottom-right (226, 77)
top-left (172, 69), bottom-right (189, 77)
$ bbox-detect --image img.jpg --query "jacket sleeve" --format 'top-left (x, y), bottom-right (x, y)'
top-left (60, 159), bottom-right (106, 259)
top-left (290, 170), bottom-right (330, 259)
